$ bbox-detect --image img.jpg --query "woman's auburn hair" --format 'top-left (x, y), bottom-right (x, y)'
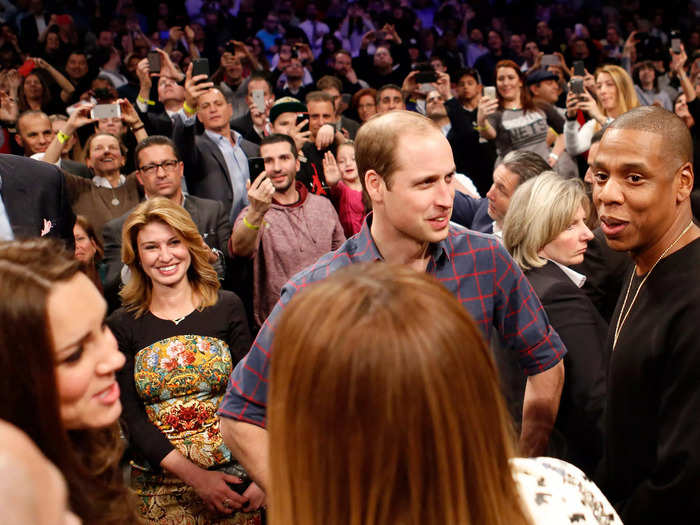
top-left (502, 171), bottom-right (589, 271)
top-left (119, 197), bottom-right (220, 317)
top-left (0, 238), bottom-right (133, 523)
top-left (495, 59), bottom-right (536, 112)
top-left (268, 263), bottom-right (531, 525)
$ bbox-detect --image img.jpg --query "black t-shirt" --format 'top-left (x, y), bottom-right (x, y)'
top-left (600, 236), bottom-right (700, 523)
top-left (107, 290), bottom-right (251, 467)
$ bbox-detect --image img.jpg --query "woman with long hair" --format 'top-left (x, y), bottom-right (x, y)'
top-left (267, 262), bottom-right (621, 525)
top-left (503, 172), bottom-right (608, 475)
top-left (0, 238), bottom-right (133, 523)
top-left (476, 59), bottom-right (553, 164)
top-left (74, 214), bottom-right (105, 292)
top-left (107, 198), bottom-right (263, 523)
top-left (564, 64), bottom-right (639, 156)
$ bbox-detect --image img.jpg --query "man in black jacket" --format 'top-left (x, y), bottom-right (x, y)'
top-left (173, 69), bottom-right (259, 221)
top-left (0, 154), bottom-right (75, 245)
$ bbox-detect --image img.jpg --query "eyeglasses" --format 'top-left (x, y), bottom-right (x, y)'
top-left (138, 160), bottom-right (179, 175)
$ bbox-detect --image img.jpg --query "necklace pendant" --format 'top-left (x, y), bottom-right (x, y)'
top-left (111, 197), bottom-right (120, 206)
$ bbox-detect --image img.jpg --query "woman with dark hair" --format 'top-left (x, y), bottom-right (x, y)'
top-left (74, 214), bottom-right (105, 292)
top-left (476, 59), bottom-right (552, 164)
top-left (0, 238), bottom-right (133, 523)
top-left (107, 198), bottom-right (263, 523)
top-left (503, 172), bottom-right (608, 475)
top-left (633, 60), bottom-right (673, 110)
top-left (18, 66), bottom-right (71, 115)
top-left (268, 262), bottom-right (620, 525)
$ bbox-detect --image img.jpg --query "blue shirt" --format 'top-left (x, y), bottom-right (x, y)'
top-left (204, 129), bottom-right (251, 222)
top-left (219, 216), bottom-right (566, 426)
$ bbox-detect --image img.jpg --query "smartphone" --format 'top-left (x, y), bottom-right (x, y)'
top-left (573, 60), bottom-right (585, 77)
top-left (541, 54), bottom-right (558, 67)
top-left (248, 157), bottom-right (265, 182)
top-left (147, 50), bottom-right (161, 73)
top-left (192, 58), bottom-right (209, 81)
top-left (225, 41), bottom-right (237, 54)
top-left (252, 89), bottom-right (265, 114)
top-left (569, 78), bottom-right (584, 95)
top-left (296, 113), bottom-right (309, 132)
top-left (483, 86), bottom-right (496, 99)
top-left (17, 59), bottom-right (35, 78)
top-left (91, 103), bottom-right (121, 119)
top-left (671, 30), bottom-right (682, 54)
top-left (415, 70), bottom-right (438, 83)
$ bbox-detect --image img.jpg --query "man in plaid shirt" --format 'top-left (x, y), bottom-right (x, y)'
top-left (219, 110), bottom-right (566, 493)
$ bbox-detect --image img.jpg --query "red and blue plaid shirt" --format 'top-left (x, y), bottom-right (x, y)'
top-left (219, 217), bottom-right (566, 426)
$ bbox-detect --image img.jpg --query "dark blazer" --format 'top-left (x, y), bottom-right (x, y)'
top-left (101, 195), bottom-right (232, 312)
top-left (61, 158), bottom-right (91, 179)
top-left (451, 192), bottom-right (493, 234)
top-left (137, 106), bottom-right (175, 138)
top-left (230, 112), bottom-right (261, 145)
top-left (172, 117), bottom-right (259, 212)
top-left (0, 154), bottom-right (75, 246)
top-left (525, 261), bottom-right (609, 476)
top-left (339, 115), bottom-right (360, 140)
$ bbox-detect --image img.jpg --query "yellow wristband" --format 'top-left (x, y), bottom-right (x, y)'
top-left (56, 131), bottom-right (71, 144)
top-left (137, 94), bottom-right (155, 106)
top-left (242, 216), bottom-right (260, 230)
top-left (183, 101), bottom-right (196, 116)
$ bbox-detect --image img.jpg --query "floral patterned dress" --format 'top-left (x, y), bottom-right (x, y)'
top-left (108, 291), bottom-right (260, 525)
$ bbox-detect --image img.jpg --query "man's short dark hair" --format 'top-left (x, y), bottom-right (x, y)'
top-left (261, 133), bottom-right (298, 159)
top-left (376, 84), bottom-right (402, 104)
top-left (317, 75), bottom-right (342, 92)
top-left (248, 71), bottom-right (273, 93)
top-left (500, 150), bottom-right (550, 187)
top-left (134, 136), bottom-right (181, 167)
top-left (606, 105), bottom-right (693, 166)
top-left (455, 67), bottom-right (481, 85)
top-left (305, 91), bottom-right (335, 105)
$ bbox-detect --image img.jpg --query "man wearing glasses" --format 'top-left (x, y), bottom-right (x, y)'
top-left (101, 135), bottom-right (231, 311)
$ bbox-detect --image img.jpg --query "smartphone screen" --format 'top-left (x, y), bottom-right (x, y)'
top-left (248, 157), bottom-right (265, 182)
top-left (91, 104), bottom-right (121, 120)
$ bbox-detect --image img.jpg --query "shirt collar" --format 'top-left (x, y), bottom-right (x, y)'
top-left (550, 259), bottom-right (586, 288)
top-left (351, 214), bottom-right (451, 264)
top-left (92, 174), bottom-right (126, 188)
top-left (205, 128), bottom-right (242, 145)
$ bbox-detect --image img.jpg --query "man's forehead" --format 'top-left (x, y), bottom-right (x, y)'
top-left (261, 141), bottom-right (293, 156)
top-left (595, 128), bottom-right (665, 165)
top-left (19, 115), bottom-right (50, 133)
top-left (201, 90), bottom-right (226, 103)
top-left (308, 100), bottom-right (332, 112)
top-left (380, 89), bottom-right (401, 99)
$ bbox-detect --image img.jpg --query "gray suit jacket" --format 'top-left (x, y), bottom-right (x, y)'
top-left (172, 118), bottom-right (259, 212)
top-left (101, 195), bottom-right (232, 311)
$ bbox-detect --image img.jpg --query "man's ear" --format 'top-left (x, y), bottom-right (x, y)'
top-left (676, 161), bottom-right (694, 203)
top-left (364, 169), bottom-right (385, 204)
top-left (14, 133), bottom-right (23, 148)
top-left (135, 170), bottom-right (144, 187)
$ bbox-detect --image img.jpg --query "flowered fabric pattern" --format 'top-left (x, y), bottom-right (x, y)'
top-left (132, 335), bottom-right (260, 524)
top-left (512, 457), bottom-right (622, 524)
top-left (135, 335), bottom-right (233, 469)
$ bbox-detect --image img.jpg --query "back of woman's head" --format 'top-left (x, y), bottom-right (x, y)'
top-left (503, 171), bottom-right (588, 270)
top-left (268, 263), bottom-right (529, 525)
top-left (596, 64), bottom-right (639, 115)
top-left (120, 197), bottom-right (219, 316)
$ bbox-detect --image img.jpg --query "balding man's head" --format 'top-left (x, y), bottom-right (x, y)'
top-left (16, 110), bottom-right (53, 155)
top-left (606, 105), bottom-right (693, 168)
top-left (355, 110), bottom-right (441, 191)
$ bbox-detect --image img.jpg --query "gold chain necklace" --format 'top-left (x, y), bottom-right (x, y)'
top-left (613, 221), bottom-right (694, 350)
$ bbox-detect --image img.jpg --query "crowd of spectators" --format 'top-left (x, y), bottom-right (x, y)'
top-left (1, 0), bottom-right (700, 524)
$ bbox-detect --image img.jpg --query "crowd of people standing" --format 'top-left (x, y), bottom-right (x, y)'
top-left (1, 1), bottom-right (700, 524)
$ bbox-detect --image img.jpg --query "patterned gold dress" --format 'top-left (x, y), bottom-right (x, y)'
top-left (108, 291), bottom-right (260, 524)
